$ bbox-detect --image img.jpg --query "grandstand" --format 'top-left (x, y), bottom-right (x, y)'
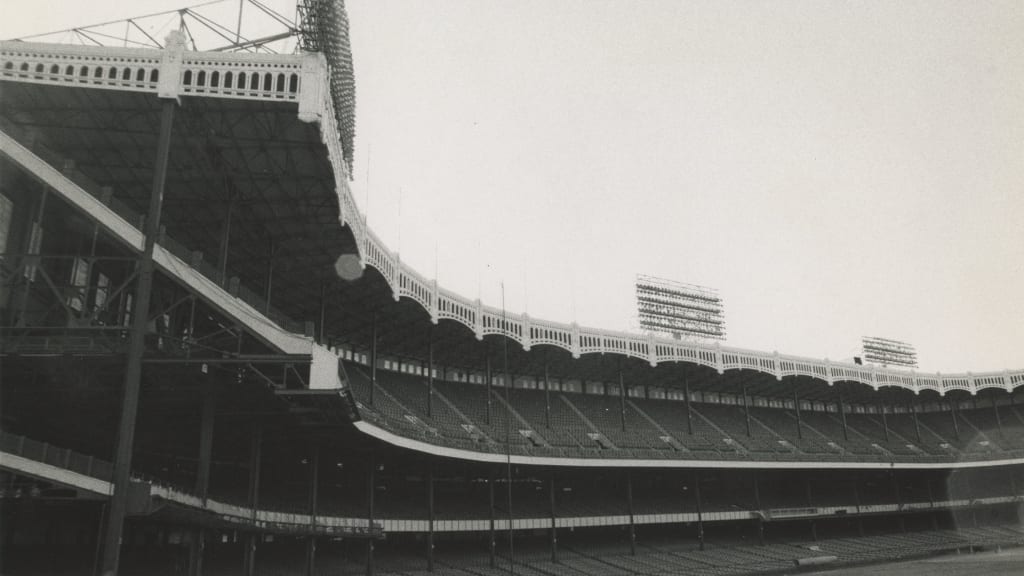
top-left (1, 1), bottom-right (1023, 575)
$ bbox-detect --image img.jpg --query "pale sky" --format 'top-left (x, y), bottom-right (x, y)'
top-left (4, 1), bottom-right (1023, 373)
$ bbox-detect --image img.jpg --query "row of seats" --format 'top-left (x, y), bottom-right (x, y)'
top-left (348, 365), bottom-right (1024, 463)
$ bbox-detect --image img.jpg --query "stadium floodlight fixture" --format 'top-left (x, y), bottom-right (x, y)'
top-left (635, 274), bottom-right (725, 341)
top-left (861, 336), bottom-right (918, 369)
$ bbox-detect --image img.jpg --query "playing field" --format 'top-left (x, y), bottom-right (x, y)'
top-left (806, 547), bottom-right (1024, 576)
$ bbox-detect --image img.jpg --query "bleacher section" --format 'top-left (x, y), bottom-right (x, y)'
top-left (355, 365), bottom-right (1024, 465)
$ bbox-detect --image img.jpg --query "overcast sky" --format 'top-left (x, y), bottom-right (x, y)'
top-left (4, 1), bottom-right (1022, 373)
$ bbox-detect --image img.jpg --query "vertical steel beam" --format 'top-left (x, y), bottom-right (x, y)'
top-left (693, 471), bottom-right (704, 551)
top-left (753, 473), bottom-right (764, 545)
top-left (794, 390), bottom-right (803, 439)
top-left (684, 379), bottom-right (694, 436)
top-left (742, 382), bottom-right (751, 437)
top-left (488, 466), bottom-right (496, 568)
top-left (543, 355), bottom-right (551, 429)
top-left (263, 238), bottom-right (274, 313)
top-left (619, 365), bottom-right (627, 432)
top-left (243, 426), bottom-right (263, 576)
top-left (853, 475), bottom-right (865, 537)
top-left (189, 386), bottom-right (215, 576)
top-left (837, 389), bottom-right (848, 442)
top-left (549, 471), bottom-right (558, 563)
top-left (366, 450), bottom-right (375, 576)
top-left (369, 311), bottom-right (378, 406)
top-left (926, 477), bottom-right (938, 530)
top-left (318, 281), bottom-right (326, 344)
top-left (805, 477), bottom-right (817, 541)
top-left (626, 470), bottom-right (636, 556)
top-left (911, 402), bottom-right (922, 443)
top-left (14, 186), bottom-right (47, 327)
top-left (991, 390), bottom-right (1003, 435)
top-left (306, 444), bottom-right (319, 576)
top-left (950, 399), bottom-right (961, 440)
top-left (427, 324), bottom-right (434, 418)
top-left (879, 402), bottom-right (889, 443)
top-left (892, 470), bottom-right (906, 533)
top-left (485, 352), bottom-right (493, 427)
top-left (218, 192), bottom-right (235, 282)
top-left (100, 99), bottom-right (174, 576)
top-left (427, 465), bottom-right (435, 572)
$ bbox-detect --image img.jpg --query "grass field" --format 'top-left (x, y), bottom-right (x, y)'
top-left (805, 547), bottom-right (1024, 576)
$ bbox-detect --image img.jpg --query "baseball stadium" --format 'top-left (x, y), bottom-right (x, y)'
top-left (1, 1), bottom-right (1022, 575)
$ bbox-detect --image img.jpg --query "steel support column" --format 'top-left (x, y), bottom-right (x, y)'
top-left (485, 353), bottom-right (493, 426)
top-left (100, 99), bottom-right (175, 576)
top-left (965, 474), bottom-right (977, 528)
top-left (543, 357), bottom-right (551, 429)
top-left (806, 477), bottom-right (817, 541)
top-left (317, 282), bottom-right (326, 344)
top-left (619, 365), bottom-right (627, 432)
top-left (427, 325), bottom-right (434, 418)
top-left (911, 402), bottom-right (922, 442)
top-left (13, 186), bottom-right (47, 327)
top-left (263, 238), bottom-right (275, 313)
top-left (837, 389), bottom-right (848, 442)
top-left (306, 445), bottom-right (319, 576)
top-left (243, 426), bottom-right (263, 576)
top-left (926, 478), bottom-right (938, 530)
top-left (366, 450), bottom-right (375, 576)
top-left (370, 311), bottom-right (378, 406)
top-left (892, 470), bottom-right (905, 533)
top-left (684, 380), bottom-right (694, 436)
top-left (753, 474), bottom-right (764, 545)
top-left (853, 475), bottom-right (864, 537)
top-left (742, 383), bottom-right (751, 437)
top-left (626, 470), bottom-right (636, 555)
top-left (427, 466), bottom-right (435, 572)
top-left (794, 390), bottom-right (803, 439)
top-left (218, 192), bottom-right (235, 282)
top-left (950, 400), bottom-right (961, 440)
top-left (549, 471), bottom-right (558, 563)
top-left (488, 466), bottom-right (496, 568)
top-left (991, 390), bottom-right (1003, 435)
top-left (693, 471), bottom-right (705, 551)
top-left (189, 386), bottom-right (216, 576)
top-left (879, 403), bottom-right (889, 443)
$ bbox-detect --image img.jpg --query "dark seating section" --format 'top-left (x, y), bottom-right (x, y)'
top-left (690, 404), bottom-right (791, 455)
top-left (563, 393), bottom-right (666, 451)
top-left (509, 389), bottom-right (593, 450)
top-left (748, 407), bottom-right (840, 455)
top-left (630, 398), bottom-right (729, 455)
top-left (352, 364), bottom-right (1023, 463)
